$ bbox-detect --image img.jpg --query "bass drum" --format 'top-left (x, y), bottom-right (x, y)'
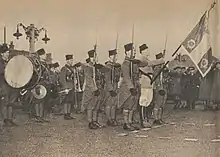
top-left (4, 54), bottom-right (42, 89)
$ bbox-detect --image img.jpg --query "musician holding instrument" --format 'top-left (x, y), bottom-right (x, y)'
top-left (59, 54), bottom-right (76, 120)
top-left (31, 48), bottom-right (51, 123)
top-left (72, 63), bottom-right (84, 114)
top-left (152, 53), bottom-right (168, 125)
top-left (118, 43), bottom-right (140, 131)
top-left (104, 49), bottom-right (121, 126)
top-left (44, 62), bottom-right (60, 115)
top-left (0, 45), bottom-right (19, 126)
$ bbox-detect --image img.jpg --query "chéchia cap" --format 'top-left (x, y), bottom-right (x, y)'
top-left (124, 43), bottom-right (133, 52)
top-left (65, 54), bottom-right (73, 60)
top-left (109, 49), bottom-right (117, 57)
top-left (139, 44), bottom-right (148, 53)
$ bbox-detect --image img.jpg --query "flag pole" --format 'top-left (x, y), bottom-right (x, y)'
top-left (151, 2), bottom-right (216, 84)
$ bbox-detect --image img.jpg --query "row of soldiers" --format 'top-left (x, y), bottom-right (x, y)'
top-left (0, 42), bottom-right (174, 131)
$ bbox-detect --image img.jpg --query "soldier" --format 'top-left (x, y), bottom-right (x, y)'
top-left (152, 53), bottom-right (167, 125)
top-left (169, 66), bottom-right (182, 109)
top-left (0, 46), bottom-right (19, 126)
top-left (118, 43), bottom-right (140, 131)
top-left (210, 61), bottom-right (220, 110)
top-left (59, 54), bottom-right (76, 120)
top-left (81, 49), bottom-right (104, 129)
top-left (183, 67), bottom-right (200, 109)
top-left (138, 44), bottom-right (165, 127)
top-left (31, 48), bottom-right (50, 123)
top-left (104, 49), bottom-right (121, 126)
top-left (73, 63), bottom-right (84, 114)
top-left (44, 62), bottom-right (60, 114)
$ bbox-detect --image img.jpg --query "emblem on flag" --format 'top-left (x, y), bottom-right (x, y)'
top-left (187, 39), bottom-right (196, 49)
top-left (176, 11), bottom-right (215, 77)
top-left (200, 58), bottom-right (208, 69)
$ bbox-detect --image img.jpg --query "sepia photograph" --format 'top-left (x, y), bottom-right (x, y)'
top-left (0, 0), bottom-right (220, 156)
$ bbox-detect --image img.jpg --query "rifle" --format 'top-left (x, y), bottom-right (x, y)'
top-left (130, 23), bottom-right (135, 80)
top-left (150, 32), bottom-right (170, 85)
top-left (111, 32), bottom-right (119, 84)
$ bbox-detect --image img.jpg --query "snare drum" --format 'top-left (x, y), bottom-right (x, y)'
top-left (4, 54), bottom-right (42, 89)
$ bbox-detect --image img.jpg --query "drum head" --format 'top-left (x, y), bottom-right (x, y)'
top-left (4, 55), bottom-right (34, 88)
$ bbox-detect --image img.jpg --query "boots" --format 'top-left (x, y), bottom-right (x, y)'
top-left (122, 110), bottom-right (135, 131)
top-left (153, 108), bottom-right (162, 125)
top-left (3, 119), bottom-right (11, 126)
top-left (64, 113), bottom-right (75, 120)
top-left (128, 110), bottom-right (139, 130)
top-left (88, 122), bottom-right (98, 129)
top-left (92, 110), bottom-right (104, 128)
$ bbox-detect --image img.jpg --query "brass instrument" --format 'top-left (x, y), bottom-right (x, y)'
top-left (30, 56), bottom-right (50, 99)
top-left (73, 67), bottom-right (82, 92)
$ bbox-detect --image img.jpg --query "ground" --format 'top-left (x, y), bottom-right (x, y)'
top-left (0, 105), bottom-right (220, 157)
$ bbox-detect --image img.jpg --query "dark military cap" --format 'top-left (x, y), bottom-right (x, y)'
top-left (109, 49), bottom-right (117, 56)
top-left (65, 54), bottom-right (73, 60)
top-left (139, 44), bottom-right (148, 53)
top-left (88, 49), bottom-right (95, 58)
top-left (36, 48), bottom-right (46, 56)
top-left (86, 58), bottom-right (90, 63)
top-left (53, 62), bottom-right (59, 68)
top-left (124, 43), bottom-right (133, 52)
top-left (155, 53), bottom-right (164, 59)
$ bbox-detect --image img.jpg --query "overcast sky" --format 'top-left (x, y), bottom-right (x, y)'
top-left (0, 0), bottom-right (219, 65)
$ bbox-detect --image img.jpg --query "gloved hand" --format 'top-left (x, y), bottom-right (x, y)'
top-left (109, 90), bottom-right (117, 97)
top-left (35, 87), bottom-right (41, 95)
top-left (130, 88), bottom-right (137, 96)
top-left (94, 89), bottom-right (100, 96)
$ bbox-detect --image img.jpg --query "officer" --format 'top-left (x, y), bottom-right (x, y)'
top-left (138, 44), bottom-right (165, 127)
top-left (59, 54), bottom-right (76, 120)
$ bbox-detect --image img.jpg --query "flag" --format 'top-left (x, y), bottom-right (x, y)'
top-left (179, 11), bottom-right (214, 77)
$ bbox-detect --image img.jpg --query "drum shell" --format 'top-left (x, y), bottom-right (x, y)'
top-left (4, 55), bottom-right (42, 89)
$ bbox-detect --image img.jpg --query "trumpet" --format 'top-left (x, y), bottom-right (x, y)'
top-left (73, 68), bottom-right (82, 92)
